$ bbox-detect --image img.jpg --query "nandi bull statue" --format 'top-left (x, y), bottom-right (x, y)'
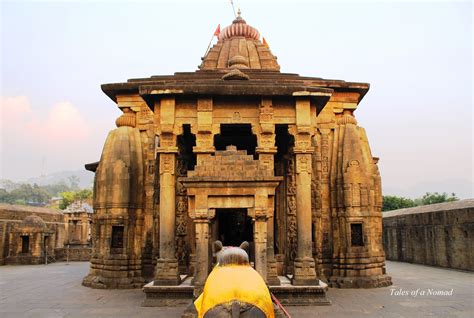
top-left (193, 241), bottom-right (275, 318)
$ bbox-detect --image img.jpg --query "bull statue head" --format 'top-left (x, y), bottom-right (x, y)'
top-left (213, 240), bottom-right (250, 266)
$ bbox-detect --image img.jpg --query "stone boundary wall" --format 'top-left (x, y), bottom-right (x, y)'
top-left (382, 199), bottom-right (474, 271)
top-left (55, 247), bottom-right (92, 262)
top-left (0, 203), bottom-right (65, 265)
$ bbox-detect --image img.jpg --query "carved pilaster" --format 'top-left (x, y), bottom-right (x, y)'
top-left (253, 207), bottom-right (268, 281)
top-left (266, 205), bottom-right (280, 286)
top-left (193, 98), bottom-right (215, 166)
top-left (286, 155), bottom-right (298, 266)
top-left (191, 207), bottom-right (215, 296)
top-left (255, 98), bottom-right (277, 171)
top-left (316, 128), bottom-right (333, 278)
top-left (192, 217), bottom-right (210, 287)
top-left (175, 145), bottom-right (189, 273)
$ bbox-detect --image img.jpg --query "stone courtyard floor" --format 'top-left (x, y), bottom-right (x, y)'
top-left (0, 261), bottom-right (472, 317)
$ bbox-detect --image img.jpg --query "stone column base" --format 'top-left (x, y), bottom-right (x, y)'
top-left (291, 257), bottom-right (318, 286)
top-left (154, 258), bottom-right (181, 286)
top-left (82, 274), bottom-right (144, 289)
top-left (270, 281), bottom-right (331, 306)
top-left (82, 256), bottom-right (144, 289)
top-left (267, 258), bottom-right (281, 286)
top-left (142, 282), bottom-right (193, 307)
top-left (329, 274), bottom-right (392, 288)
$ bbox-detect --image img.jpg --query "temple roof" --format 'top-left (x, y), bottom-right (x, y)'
top-left (63, 200), bottom-right (93, 214)
top-left (199, 14), bottom-right (280, 71)
top-left (21, 214), bottom-right (47, 229)
top-left (0, 203), bottom-right (63, 215)
top-left (100, 14), bottom-right (370, 106)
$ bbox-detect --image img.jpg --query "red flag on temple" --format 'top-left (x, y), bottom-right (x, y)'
top-left (214, 24), bottom-right (221, 37)
top-left (262, 37), bottom-right (269, 48)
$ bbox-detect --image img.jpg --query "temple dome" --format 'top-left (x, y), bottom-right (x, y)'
top-left (218, 16), bottom-right (260, 41)
top-left (94, 126), bottom-right (144, 209)
top-left (20, 215), bottom-right (47, 229)
top-left (199, 14), bottom-right (280, 72)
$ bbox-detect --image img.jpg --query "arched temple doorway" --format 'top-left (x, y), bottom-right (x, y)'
top-left (182, 146), bottom-right (282, 287)
top-left (214, 208), bottom-right (253, 247)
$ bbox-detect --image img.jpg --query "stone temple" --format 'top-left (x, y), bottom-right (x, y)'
top-left (83, 14), bottom-right (392, 302)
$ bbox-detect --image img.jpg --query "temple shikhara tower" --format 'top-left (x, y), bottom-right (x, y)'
top-left (83, 13), bottom-right (392, 304)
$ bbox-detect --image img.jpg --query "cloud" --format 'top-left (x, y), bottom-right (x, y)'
top-left (28, 101), bottom-right (91, 142)
top-left (1, 96), bottom-right (91, 145)
top-left (1, 96), bottom-right (33, 125)
top-left (1, 96), bottom-right (94, 180)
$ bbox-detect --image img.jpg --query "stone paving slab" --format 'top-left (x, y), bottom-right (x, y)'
top-left (0, 261), bottom-right (472, 317)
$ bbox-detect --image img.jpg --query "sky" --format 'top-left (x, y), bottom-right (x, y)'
top-left (1, 0), bottom-right (472, 199)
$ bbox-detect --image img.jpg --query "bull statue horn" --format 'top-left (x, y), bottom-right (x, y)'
top-left (213, 240), bottom-right (223, 253)
top-left (239, 241), bottom-right (249, 253)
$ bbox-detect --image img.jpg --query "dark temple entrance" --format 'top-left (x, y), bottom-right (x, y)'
top-left (215, 209), bottom-right (253, 247)
top-left (213, 124), bottom-right (257, 158)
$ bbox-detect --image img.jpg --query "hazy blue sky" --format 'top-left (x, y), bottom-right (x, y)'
top-left (1, 0), bottom-right (472, 199)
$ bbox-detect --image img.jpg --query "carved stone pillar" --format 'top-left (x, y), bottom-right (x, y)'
top-left (154, 97), bottom-right (181, 286)
top-left (190, 98), bottom-right (215, 278)
top-left (291, 95), bottom-right (318, 285)
top-left (255, 98), bottom-right (280, 285)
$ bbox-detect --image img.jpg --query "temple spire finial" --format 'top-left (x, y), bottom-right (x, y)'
top-left (237, 7), bottom-right (241, 17)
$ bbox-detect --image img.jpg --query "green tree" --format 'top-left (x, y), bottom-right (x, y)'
top-left (7, 183), bottom-right (49, 205)
top-left (0, 179), bottom-right (21, 192)
top-left (59, 191), bottom-right (76, 210)
top-left (0, 188), bottom-right (13, 203)
top-left (59, 189), bottom-right (93, 209)
top-left (0, 179), bottom-right (92, 208)
top-left (383, 192), bottom-right (460, 212)
top-left (75, 189), bottom-right (93, 201)
top-left (43, 181), bottom-right (71, 197)
top-left (382, 195), bottom-right (416, 211)
top-left (419, 192), bottom-right (459, 205)
top-left (31, 184), bottom-right (50, 204)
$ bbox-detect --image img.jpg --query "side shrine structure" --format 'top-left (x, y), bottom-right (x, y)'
top-left (83, 14), bottom-right (392, 303)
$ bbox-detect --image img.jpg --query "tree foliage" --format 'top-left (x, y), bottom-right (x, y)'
top-left (418, 192), bottom-right (458, 205)
top-left (59, 189), bottom-right (93, 210)
top-left (0, 183), bottom-right (50, 205)
top-left (382, 195), bottom-right (416, 211)
top-left (383, 192), bottom-right (459, 212)
top-left (0, 176), bottom-right (92, 208)
top-left (42, 181), bottom-right (71, 197)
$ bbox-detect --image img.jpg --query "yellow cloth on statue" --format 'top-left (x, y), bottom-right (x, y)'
top-left (194, 265), bottom-right (274, 318)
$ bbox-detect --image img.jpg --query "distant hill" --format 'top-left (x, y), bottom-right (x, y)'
top-left (26, 170), bottom-right (94, 189)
